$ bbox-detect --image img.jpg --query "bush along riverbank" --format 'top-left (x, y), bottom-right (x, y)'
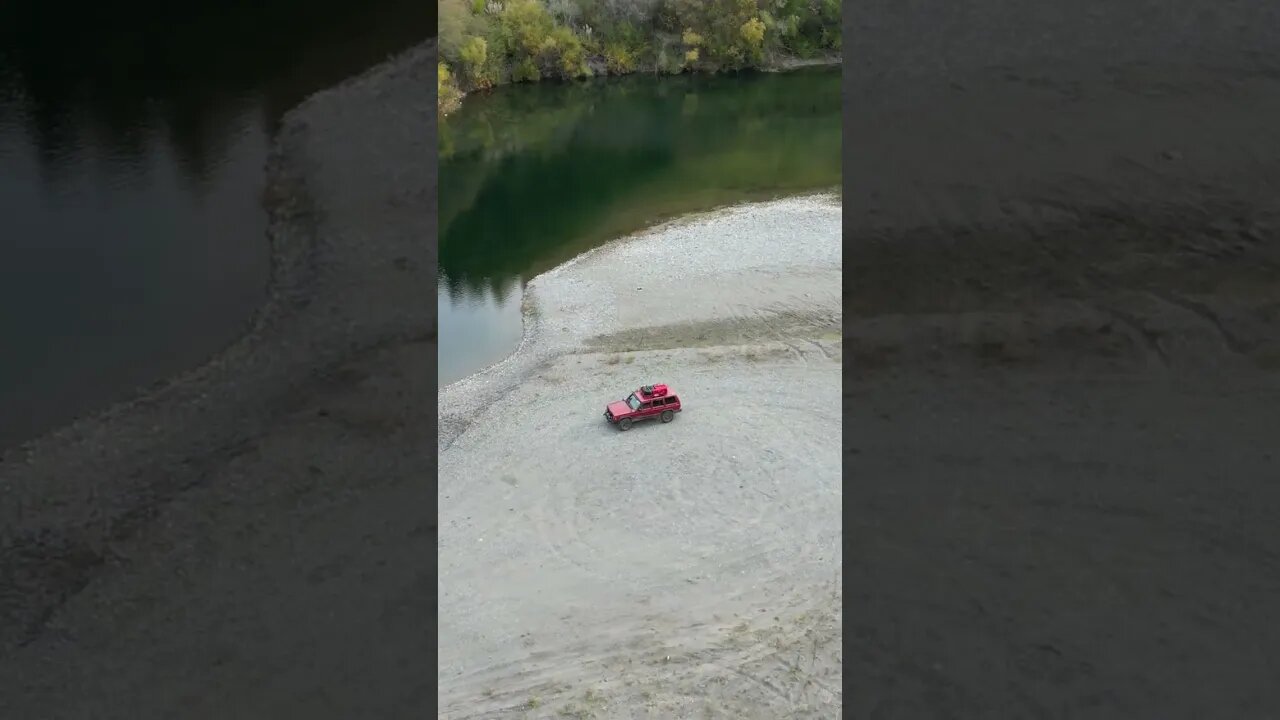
top-left (437, 0), bottom-right (840, 115)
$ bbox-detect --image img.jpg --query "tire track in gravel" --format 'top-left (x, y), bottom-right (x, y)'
top-left (441, 358), bottom-right (841, 718)
top-left (439, 197), bottom-right (841, 718)
top-left (521, 373), bottom-right (834, 587)
top-left (450, 579), bottom-right (842, 719)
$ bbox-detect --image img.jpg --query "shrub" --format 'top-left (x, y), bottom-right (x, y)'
top-left (663, 0), bottom-right (764, 69)
top-left (545, 0), bottom-right (581, 26)
top-left (459, 35), bottom-right (493, 88)
top-left (440, 0), bottom-right (471, 60)
top-left (547, 25), bottom-right (591, 78)
top-left (608, 19), bottom-right (644, 48)
top-left (439, 0), bottom-right (838, 111)
top-left (604, 42), bottom-right (636, 74)
top-left (438, 63), bottom-right (464, 116)
top-left (460, 35), bottom-right (489, 71)
top-left (656, 44), bottom-right (684, 74)
top-left (513, 57), bottom-right (541, 82)
top-left (499, 0), bottom-right (556, 59)
top-left (740, 16), bottom-right (765, 62)
top-left (822, 25), bottom-right (840, 51)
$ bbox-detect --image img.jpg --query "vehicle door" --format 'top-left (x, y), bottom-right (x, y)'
top-left (639, 398), bottom-right (660, 419)
top-left (657, 397), bottom-right (676, 417)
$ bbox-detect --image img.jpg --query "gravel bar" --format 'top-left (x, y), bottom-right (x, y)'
top-left (438, 195), bottom-right (843, 718)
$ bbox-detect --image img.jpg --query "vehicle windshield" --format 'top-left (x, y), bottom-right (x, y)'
top-left (626, 393), bottom-right (641, 411)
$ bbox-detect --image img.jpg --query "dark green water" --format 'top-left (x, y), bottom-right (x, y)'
top-left (0, 1), bottom-right (433, 449)
top-left (438, 66), bottom-right (841, 385)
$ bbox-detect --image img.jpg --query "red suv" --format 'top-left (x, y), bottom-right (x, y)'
top-left (604, 384), bottom-right (682, 430)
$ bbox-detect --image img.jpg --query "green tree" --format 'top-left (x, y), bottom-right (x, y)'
top-left (664, 0), bottom-right (762, 68)
top-left (604, 41), bottom-right (636, 74)
top-left (499, 0), bottom-right (556, 59)
top-left (513, 57), bottom-right (541, 82)
top-left (549, 26), bottom-right (591, 78)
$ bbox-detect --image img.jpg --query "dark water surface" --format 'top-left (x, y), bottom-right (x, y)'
top-left (0, 1), bottom-right (434, 449)
top-left (439, 67), bottom-right (841, 385)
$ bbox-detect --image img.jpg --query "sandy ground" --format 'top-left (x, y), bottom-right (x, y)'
top-left (848, 0), bottom-right (1280, 716)
top-left (0, 42), bottom-right (438, 718)
top-left (438, 197), bottom-right (843, 718)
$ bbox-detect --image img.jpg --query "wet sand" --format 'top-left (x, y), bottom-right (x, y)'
top-left (849, 0), bottom-right (1280, 716)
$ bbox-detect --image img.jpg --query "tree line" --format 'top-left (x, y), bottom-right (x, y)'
top-left (438, 0), bottom-right (840, 114)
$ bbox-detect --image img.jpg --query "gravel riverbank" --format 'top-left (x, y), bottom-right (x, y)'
top-left (438, 195), bottom-right (843, 718)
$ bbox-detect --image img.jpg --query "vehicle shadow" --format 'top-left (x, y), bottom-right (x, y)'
top-left (592, 412), bottom-right (684, 437)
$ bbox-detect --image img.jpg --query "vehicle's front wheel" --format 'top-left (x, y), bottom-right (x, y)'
top-left (661, 410), bottom-right (674, 423)
top-left (618, 418), bottom-right (633, 431)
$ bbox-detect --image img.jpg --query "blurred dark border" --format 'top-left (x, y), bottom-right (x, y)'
top-left (844, 0), bottom-right (1280, 716)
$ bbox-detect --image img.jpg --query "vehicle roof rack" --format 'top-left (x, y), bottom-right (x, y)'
top-left (642, 384), bottom-right (668, 397)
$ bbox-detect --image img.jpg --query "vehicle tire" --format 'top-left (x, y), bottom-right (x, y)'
top-left (619, 418), bottom-right (633, 431)
top-left (661, 410), bottom-right (674, 423)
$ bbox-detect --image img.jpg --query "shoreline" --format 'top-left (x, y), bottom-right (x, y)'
top-left (441, 54), bottom-right (838, 115)
top-left (438, 181), bottom-right (841, 391)
top-left (437, 191), bottom-right (838, 439)
top-left (437, 189), bottom-right (835, 389)
top-left (0, 40), bottom-right (431, 461)
top-left (438, 194), bottom-right (842, 716)
top-left (760, 54), bottom-right (840, 72)
top-left (0, 38), bottom-right (437, 663)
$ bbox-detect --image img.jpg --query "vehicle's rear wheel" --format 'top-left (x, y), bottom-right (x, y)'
top-left (661, 410), bottom-right (674, 423)
top-left (619, 418), bottom-right (633, 431)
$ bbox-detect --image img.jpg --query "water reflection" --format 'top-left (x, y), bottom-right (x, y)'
top-left (0, 0), bottom-right (434, 450)
top-left (438, 68), bottom-right (840, 383)
top-left (0, 0), bottom-right (433, 193)
top-left (438, 273), bottom-right (525, 386)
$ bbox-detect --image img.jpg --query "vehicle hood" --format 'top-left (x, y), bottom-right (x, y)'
top-left (606, 401), bottom-right (631, 416)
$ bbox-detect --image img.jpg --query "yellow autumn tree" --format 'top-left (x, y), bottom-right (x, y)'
top-left (438, 63), bottom-right (463, 116)
top-left (459, 36), bottom-right (492, 88)
top-left (682, 28), bottom-right (704, 68)
top-left (740, 16), bottom-right (766, 62)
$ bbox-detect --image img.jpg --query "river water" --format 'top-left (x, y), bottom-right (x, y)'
top-left (0, 1), bottom-right (434, 450)
top-left (438, 66), bottom-right (841, 385)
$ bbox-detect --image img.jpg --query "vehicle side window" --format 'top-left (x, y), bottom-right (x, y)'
top-left (669, 396), bottom-right (678, 404)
